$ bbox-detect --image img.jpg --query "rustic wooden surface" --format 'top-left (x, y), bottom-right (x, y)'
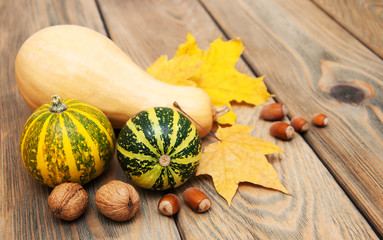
top-left (199, 0), bottom-right (383, 236)
top-left (1, 0), bottom-right (382, 239)
top-left (313, 0), bottom-right (383, 58)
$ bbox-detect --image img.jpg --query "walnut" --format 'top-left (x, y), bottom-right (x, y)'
top-left (47, 182), bottom-right (88, 221)
top-left (95, 180), bottom-right (140, 221)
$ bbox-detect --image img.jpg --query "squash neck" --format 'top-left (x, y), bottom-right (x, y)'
top-left (159, 155), bottom-right (171, 167)
top-left (49, 95), bottom-right (68, 113)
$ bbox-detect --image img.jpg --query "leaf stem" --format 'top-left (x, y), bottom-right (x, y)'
top-left (173, 102), bottom-right (221, 141)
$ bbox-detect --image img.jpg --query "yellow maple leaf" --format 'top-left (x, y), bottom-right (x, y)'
top-left (146, 33), bottom-right (272, 125)
top-left (196, 124), bottom-right (287, 205)
top-left (146, 55), bottom-right (202, 86)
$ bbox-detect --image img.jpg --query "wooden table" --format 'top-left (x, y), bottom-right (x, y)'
top-left (1, 0), bottom-right (382, 239)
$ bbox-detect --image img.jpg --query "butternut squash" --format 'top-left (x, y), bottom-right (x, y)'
top-left (15, 25), bottom-right (214, 137)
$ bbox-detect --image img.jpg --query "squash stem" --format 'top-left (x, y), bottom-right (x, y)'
top-left (213, 105), bottom-right (230, 121)
top-left (159, 155), bottom-right (171, 167)
top-left (49, 95), bottom-right (68, 113)
top-left (173, 101), bottom-right (221, 141)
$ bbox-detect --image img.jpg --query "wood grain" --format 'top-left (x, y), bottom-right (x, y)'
top-left (97, 0), bottom-right (378, 239)
top-left (199, 0), bottom-right (383, 237)
top-left (98, 0), bottom-right (224, 70)
top-left (313, 0), bottom-right (383, 58)
top-left (0, 0), bottom-right (180, 239)
top-left (1, 0), bottom-right (381, 239)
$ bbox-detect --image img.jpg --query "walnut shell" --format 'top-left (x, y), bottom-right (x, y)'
top-left (47, 182), bottom-right (88, 221)
top-left (95, 180), bottom-right (140, 221)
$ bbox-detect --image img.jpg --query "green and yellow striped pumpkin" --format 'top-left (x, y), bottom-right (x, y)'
top-left (20, 95), bottom-right (115, 188)
top-left (117, 107), bottom-right (201, 190)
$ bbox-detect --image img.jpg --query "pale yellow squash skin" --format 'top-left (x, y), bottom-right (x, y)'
top-left (15, 25), bottom-right (214, 137)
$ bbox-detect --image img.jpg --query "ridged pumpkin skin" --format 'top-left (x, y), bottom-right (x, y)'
top-left (117, 107), bottom-right (201, 190)
top-left (20, 96), bottom-right (115, 188)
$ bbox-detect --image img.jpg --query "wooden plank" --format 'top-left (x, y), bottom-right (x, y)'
top-left (97, 0), bottom-right (379, 239)
top-left (198, 0), bottom-right (383, 237)
top-left (0, 0), bottom-right (180, 239)
top-left (313, 0), bottom-right (383, 58)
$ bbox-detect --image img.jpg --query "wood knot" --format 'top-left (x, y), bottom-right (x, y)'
top-left (330, 84), bottom-right (365, 104)
top-left (318, 60), bottom-right (375, 105)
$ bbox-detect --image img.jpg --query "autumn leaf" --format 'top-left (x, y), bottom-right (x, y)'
top-left (196, 124), bottom-right (288, 205)
top-left (146, 55), bottom-right (201, 86)
top-left (175, 34), bottom-right (271, 107)
top-left (146, 33), bottom-right (272, 125)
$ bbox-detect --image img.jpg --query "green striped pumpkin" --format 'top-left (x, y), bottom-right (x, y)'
top-left (20, 95), bottom-right (115, 188)
top-left (117, 107), bottom-right (201, 190)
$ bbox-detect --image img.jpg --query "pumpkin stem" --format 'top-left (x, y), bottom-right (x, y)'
top-left (49, 95), bottom-right (68, 113)
top-left (159, 155), bottom-right (171, 167)
top-left (213, 105), bottom-right (230, 121)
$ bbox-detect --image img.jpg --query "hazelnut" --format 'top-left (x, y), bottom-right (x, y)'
top-left (312, 113), bottom-right (328, 127)
top-left (158, 194), bottom-right (180, 216)
top-left (183, 187), bottom-right (211, 213)
top-left (270, 122), bottom-right (295, 140)
top-left (290, 117), bottom-right (308, 132)
top-left (95, 180), bottom-right (140, 222)
top-left (47, 182), bottom-right (88, 221)
top-left (260, 103), bottom-right (288, 121)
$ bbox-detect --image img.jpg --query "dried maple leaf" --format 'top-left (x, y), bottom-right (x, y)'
top-left (146, 55), bottom-right (201, 86)
top-left (196, 124), bottom-right (288, 205)
top-left (146, 33), bottom-right (272, 125)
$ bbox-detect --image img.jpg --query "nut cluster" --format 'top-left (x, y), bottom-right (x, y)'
top-left (49, 183), bottom-right (212, 222)
top-left (260, 103), bottom-right (328, 140)
top-left (48, 181), bottom-right (140, 222)
top-left (157, 187), bottom-right (211, 216)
